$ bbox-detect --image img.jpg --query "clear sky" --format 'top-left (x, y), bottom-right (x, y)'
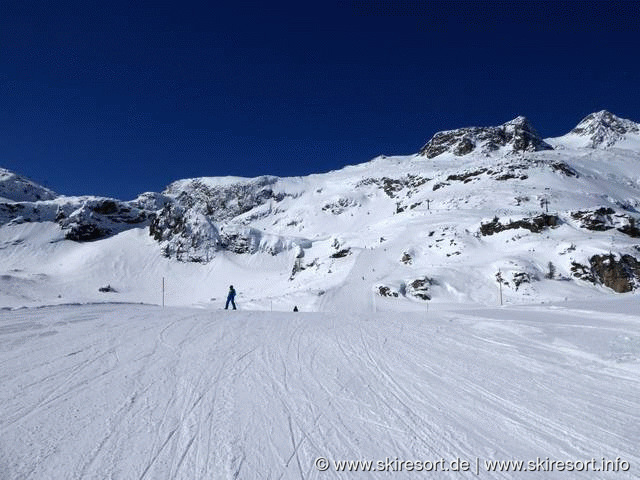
top-left (1, 1), bottom-right (639, 199)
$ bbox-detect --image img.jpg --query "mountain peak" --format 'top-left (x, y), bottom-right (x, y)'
top-left (419, 116), bottom-right (552, 159)
top-left (503, 115), bottom-right (531, 126)
top-left (0, 167), bottom-right (58, 202)
top-left (569, 110), bottom-right (640, 148)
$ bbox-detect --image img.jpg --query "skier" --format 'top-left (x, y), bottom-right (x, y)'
top-left (293, 305), bottom-right (298, 312)
top-left (225, 285), bottom-right (237, 310)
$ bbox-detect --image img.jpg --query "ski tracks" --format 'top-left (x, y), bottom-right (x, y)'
top-left (2, 304), bottom-right (639, 479)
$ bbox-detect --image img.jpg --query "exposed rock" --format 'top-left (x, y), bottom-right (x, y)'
top-left (550, 162), bottom-right (578, 177)
top-left (65, 223), bottom-right (111, 242)
top-left (322, 197), bottom-right (358, 214)
top-left (219, 232), bottom-right (253, 255)
top-left (164, 176), bottom-right (287, 221)
top-left (618, 219), bottom-right (640, 238)
top-left (61, 199), bottom-right (150, 242)
top-left (571, 261), bottom-right (596, 284)
top-left (378, 286), bottom-right (399, 297)
top-left (571, 207), bottom-right (616, 231)
top-left (330, 248), bottom-right (351, 258)
top-left (407, 277), bottom-right (433, 300)
top-left (149, 203), bottom-right (188, 242)
top-left (571, 208), bottom-right (639, 236)
top-left (590, 253), bottom-right (640, 293)
top-left (480, 214), bottom-right (559, 236)
top-left (0, 190), bottom-right (154, 242)
top-left (420, 116), bottom-right (553, 158)
top-left (571, 254), bottom-right (640, 292)
top-left (92, 200), bottom-right (119, 215)
top-left (447, 168), bottom-right (487, 182)
top-left (356, 175), bottom-right (428, 198)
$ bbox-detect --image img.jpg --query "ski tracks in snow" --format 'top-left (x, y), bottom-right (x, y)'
top-left (0, 303), bottom-right (638, 479)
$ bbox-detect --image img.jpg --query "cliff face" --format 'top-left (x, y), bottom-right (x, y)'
top-left (589, 254), bottom-right (640, 293)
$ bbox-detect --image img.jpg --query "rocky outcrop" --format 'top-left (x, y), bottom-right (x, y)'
top-left (571, 207), bottom-right (616, 231)
top-left (420, 116), bottom-right (553, 159)
top-left (407, 277), bottom-right (433, 300)
top-left (60, 199), bottom-right (152, 241)
top-left (164, 176), bottom-right (288, 221)
top-left (356, 175), bottom-right (428, 198)
top-left (148, 176), bottom-right (313, 262)
top-left (480, 214), bottom-right (559, 236)
top-left (589, 254), bottom-right (640, 293)
top-left (377, 286), bottom-right (399, 297)
top-left (571, 207), bottom-right (640, 236)
top-left (0, 194), bottom-right (154, 242)
top-left (571, 253), bottom-right (640, 292)
top-left (322, 197), bottom-right (359, 214)
top-left (330, 248), bottom-right (351, 258)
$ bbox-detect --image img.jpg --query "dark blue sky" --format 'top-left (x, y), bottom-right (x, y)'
top-left (1, 1), bottom-right (639, 199)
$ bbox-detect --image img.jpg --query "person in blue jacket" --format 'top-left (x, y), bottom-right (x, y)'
top-left (225, 285), bottom-right (237, 310)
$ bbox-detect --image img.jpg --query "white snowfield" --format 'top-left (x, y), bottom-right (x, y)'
top-left (1, 111), bottom-right (639, 478)
top-left (1, 300), bottom-right (638, 479)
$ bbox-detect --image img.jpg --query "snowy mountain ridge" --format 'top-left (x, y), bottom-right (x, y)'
top-left (419, 116), bottom-right (553, 158)
top-left (0, 167), bottom-right (58, 202)
top-left (548, 110), bottom-right (640, 150)
top-left (571, 110), bottom-right (640, 146)
top-left (2, 111), bottom-right (640, 310)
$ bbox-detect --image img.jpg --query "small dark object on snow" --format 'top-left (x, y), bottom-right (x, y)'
top-left (99, 284), bottom-right (117, 293)
top-left (293, 306), bottom-right (298, 312)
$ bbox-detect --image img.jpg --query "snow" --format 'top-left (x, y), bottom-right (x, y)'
top-left (1, 301), bottom-right (638, 479)
top-left (2, 135), bottom-right (640, 309)
top-left (1, 111), bottom-right (640, 478)
top-left (0, 168), bottom-right (57, 203)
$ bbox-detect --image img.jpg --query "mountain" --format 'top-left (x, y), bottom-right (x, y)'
top-left (419, 116), bottom-right (553, 158)
top-left (0, 167), bottom-right (58, 202)
top-left (2, 111), bottom-right (640, 309)
top-left (548, 110), bottom-right (640, 150)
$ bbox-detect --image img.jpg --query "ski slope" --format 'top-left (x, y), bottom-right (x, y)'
top-left (1, 301), bottom-right (638, 479)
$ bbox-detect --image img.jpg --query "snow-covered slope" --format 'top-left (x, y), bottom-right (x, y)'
top-left (548, 110), bottom-right (640, 150)
top-left (2, 111), bottom-right (640, 310)
top-left (1, 302), bottom-right (638, 479)
top-left (2, 114), bottom-right (639, 480)
top-left (0, 167), bottom-right (57, 202)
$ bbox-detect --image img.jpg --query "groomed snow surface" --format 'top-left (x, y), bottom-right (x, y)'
top-left (1, 300), bottom-right (638, 479)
